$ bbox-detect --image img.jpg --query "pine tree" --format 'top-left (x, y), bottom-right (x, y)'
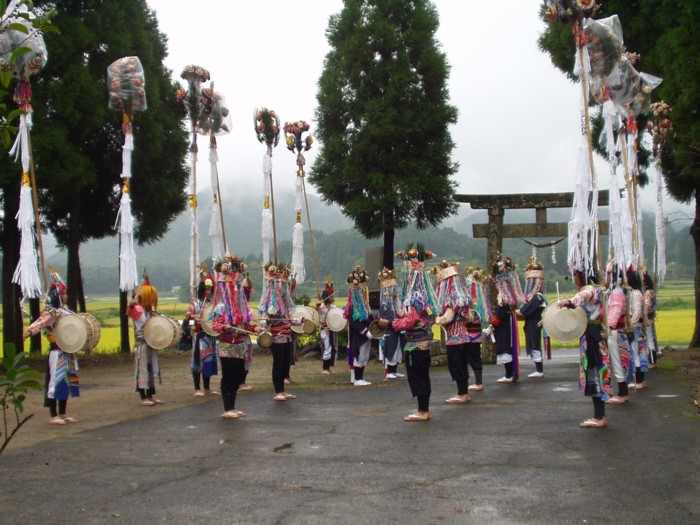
top-left (311, 0), bottom-right (459, 269)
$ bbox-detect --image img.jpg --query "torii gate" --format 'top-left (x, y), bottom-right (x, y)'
top-left (456, 190), bottom-right (610, 362)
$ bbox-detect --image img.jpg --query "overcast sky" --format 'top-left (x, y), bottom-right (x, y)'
top-left (145, 0), bottom-right (692, 225)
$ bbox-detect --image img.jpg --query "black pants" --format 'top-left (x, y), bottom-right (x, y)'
top-left (465, 342), bottom-right (483, 384)
top-left (406, 349), bottom-right (431, 411)
top-left (138, 387), bottom-right (156, 400)
top-left (447, 343), bottom-right (470, 395)
top-left (193, 372), bottom-right (211, 391)
top-left (47, 399), bottom-right (67, 418)
top-left (220, 357), bottom-right (246, 412)
top-left (271, 342), bottom-right (292, 393)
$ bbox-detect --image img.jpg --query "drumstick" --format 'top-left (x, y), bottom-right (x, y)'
top-left (226, 325), bottom-right (269, 337)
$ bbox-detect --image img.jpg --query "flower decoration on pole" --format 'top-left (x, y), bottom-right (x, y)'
top-left (5, 10), bottom-right (49, 299)
top-left (284, 120), bottom-right (319, 297)
top-left (178, 64), bottom-right (211, 297)
top-left (254, 107), bottom-right (281, 265)
top-left (197, 84), bottom-right (231, 265)
top-left (108, 56), bottom-right (147, 293)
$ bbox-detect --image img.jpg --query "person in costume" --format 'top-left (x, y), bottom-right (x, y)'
top-left (127, 274), bottom-right (163, 406)
top-left (211, 256), bottom-right (257, 419)
top-left (434, 261), bottom-right (477, 404)
top-left (463, 267), bottom-right (489, 392)
top-left (344, 265), bottom-right (374, 386)
top-left (239, 272), bottom-right (256, 391)
top-left (23, 277), bottom-right (80, 425)
top-left (376, 267), bottom-right (405, 380)
top-left (605, 265), bottom-right (631, 404)
top-left (392, 245), bottom-right (438, 421)
top-left (317, 277), bottom-right (337, 374)
top-left (627, 270), bottom-right (649, 390)
top-left (558, 270), bottom-right (611, 428)
top-left (518, 257), bottom-right (547, 379)
top-left (258, 262), bottom-right (299, 401)
top-left (484, 253), bottom-right (523, 383)
top-left (184, 275), bottom-right (218, 397)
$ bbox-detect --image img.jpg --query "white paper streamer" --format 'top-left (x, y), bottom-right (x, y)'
top-left (654, 172), bottom-right (667, 281)
top-left (567, 45), bottom-right (598, 277)
top-left (188, 151), bottom-right (199, 293)
top-left (208, 146), bottom-right (225, 263)
top-left (261, 147), bottom-right (273, 264)
top-left (9, 113), bottom-right (41, 297)
top-left (12, 183), bottom-right (41, 298)
top-left (115, 192), bottom-right (138, 291)
top-left (291, 173), bottom-right (305, 284)
top-left (114, 130), bottom-right (138, 291)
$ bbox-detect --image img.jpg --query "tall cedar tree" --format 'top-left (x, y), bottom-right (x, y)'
top-left (0, 0), bottom-right (189, 351)
top-left (539, 0), bottom-right (700, 350)
top-left (310, 0), bottom-right (459, 269)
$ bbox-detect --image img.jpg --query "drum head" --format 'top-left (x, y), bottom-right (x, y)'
top-left (200, 304), bottom-right (218, 337)
top-left (256, 332), bottom-right (272, 348)
top-left (325, 307), bottom-right (347, 332)
top-left (144, 316), bottom-right (178, 350)
top-left (368, 320), bottom-right (386, 339)
top-left (292, 306), bottom-right (318, 334)
top-left (54, 314), bottom-right (88, 354)
top-left (542, 303), bottom-right (587, 343)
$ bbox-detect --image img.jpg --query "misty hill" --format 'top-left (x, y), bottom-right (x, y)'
top-left (45, 190), bottom-right (685, 296)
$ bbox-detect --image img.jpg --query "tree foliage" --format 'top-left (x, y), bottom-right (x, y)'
top-left (538, 0), bottom-right (700, 348)
top-left (310, 0), bottom-right (459, 267)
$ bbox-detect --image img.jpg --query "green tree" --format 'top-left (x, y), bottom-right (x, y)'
top-left (538, 0), bottom-right (700, 349)
top-left (310, 0), bottom-right (459, 269)
top-left (1, 0), bottom-right (189, 352)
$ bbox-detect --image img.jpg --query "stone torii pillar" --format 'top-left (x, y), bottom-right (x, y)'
top-left (456, 191), bottom-right (610, 362)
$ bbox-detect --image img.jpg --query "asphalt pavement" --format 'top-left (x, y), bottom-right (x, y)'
top-left (1, 350), bottom-right (698, 525)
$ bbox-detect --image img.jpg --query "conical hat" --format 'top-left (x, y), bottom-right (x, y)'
top-left (542, 303), bottom-right (587, 343)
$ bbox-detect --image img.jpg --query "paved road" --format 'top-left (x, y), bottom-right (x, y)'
top-left (1, 353), bottom-right (698, 524)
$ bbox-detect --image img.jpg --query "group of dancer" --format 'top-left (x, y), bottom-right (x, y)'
top-left (23, 247), bottom-right (659, 429)
top-left (558, 264), bottom-right (660, 429)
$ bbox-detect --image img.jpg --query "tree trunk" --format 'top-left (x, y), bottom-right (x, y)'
top-left (120, 290), bottom-right (131, 353)
top-left (383, 227), bottom-right (395, 270)
top-left (66, 208), bottom-right (84, 312)
top-left (28, 298), bottom-right (41, 354)
top-left (690, 188), bottom-right (700, 350)
top-left (1, 184), bottom-right (24, 353)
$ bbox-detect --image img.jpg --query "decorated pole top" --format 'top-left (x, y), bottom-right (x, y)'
top-left (254, 107), bottom-right (281, 148)
top-left (177, 64), bottom-right (210, 137)
top-left (197, 84), bottom-right (231, 138)
top-left (284, 120), bottom-right (313, 156)
top-left (544, 0), bottom-right (600, 26)
top-left (107, 56), bottom-right (147, 119)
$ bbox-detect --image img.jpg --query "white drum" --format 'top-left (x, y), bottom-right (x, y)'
top-left (144, 315), bottom-right (182, 350)
top-left (325, 307), bottom-right (347, 332)
top-left (291, 305), bottom-right (318, 334)
top-left (54, 314), bottom-right (91, 354)
top-left (199, 304), bottom-right (219, 337)
top-left (541, 303), bottom-right (587, 343)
